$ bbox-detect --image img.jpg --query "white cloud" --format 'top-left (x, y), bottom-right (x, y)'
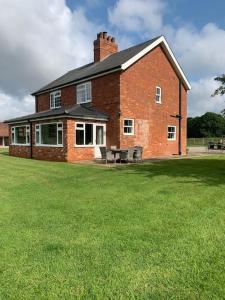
top-left (171, 23), bottom-right (225, 79)
top-left (188, 77), bottom-right (225, 117)
top-left (108, 0), bottom-right (166, 35)
top-left (109, 0), bottom-right (225, 116)
top-left (0, 0), bottom-right (134, 121)
top-left (0, 0), bottom-right (100, 120)
top-left (166, 23), bottom-right (225, 116)
top-left (0, 90), bottom-right (34, 122)
top-left (0, 0), bottom-right (225, 121)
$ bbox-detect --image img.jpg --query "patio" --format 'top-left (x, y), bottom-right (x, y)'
top-left (99, 146), bottom-right (143, 164)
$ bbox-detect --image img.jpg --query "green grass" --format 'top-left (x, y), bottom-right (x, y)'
top-left (1, 149), bottom-right (225, 299)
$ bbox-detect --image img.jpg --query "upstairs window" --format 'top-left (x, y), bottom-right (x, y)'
top-left (167, 126), bottom-right (176, 140)
top-left (77, 82), bottom-right (92, 104)
top-left (11, 125), bottom-right (30, 145)
top-left (123, 119), bottom-right (134, 135)
top-left (50, 90), bottom-right (61, 109)
top-left (156, 86), bottom-right (162, 103)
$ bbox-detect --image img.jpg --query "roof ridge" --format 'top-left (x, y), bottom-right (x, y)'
top-left (32, 34), bottom-right (192, 95)
top-left (109, 35), bottom-right (162, 57)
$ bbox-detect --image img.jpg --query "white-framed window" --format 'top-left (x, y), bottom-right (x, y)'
top-left (50, 90), bottom-right (61, 109)
top-left (123, 119), bottom-right (134, 135)
top-left (11, 125), bottom-right (30, 145)
top-left (75, 123), bottom-right (93, 146)
top-left (35, 122), bottom-right (63, 147)
top-left (76, 82), bottom-right (92, 104)
top-left (156, 86), bottom-right (162, 103)
top-left (75, 122), bottom-right (106, 148)
top-left (167, 126), bottom-right (176, 140)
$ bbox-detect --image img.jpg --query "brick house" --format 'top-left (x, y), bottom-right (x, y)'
top-left (5, 32), bottom-right (191, 162)
top-left (0, 123), bottom-right (9, 147)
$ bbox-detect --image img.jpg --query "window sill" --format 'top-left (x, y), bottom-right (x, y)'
top-left (167, 139), bottom-right (176, 141)
top-left (11, 143), bottom-right (30, 146)
top-left (77, 100), bottom-right (92, 105)
top-left (35, 144), bottom-right (63, 147)
top-left (123, 133), bottom-right (135, 136)
top-left (75, 145), bottom-right (94, 148)
top-left (50, 106), bottom-right (61, 109)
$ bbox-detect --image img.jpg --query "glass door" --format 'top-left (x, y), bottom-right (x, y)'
top-left (95, 124), bottom-right (106, 158)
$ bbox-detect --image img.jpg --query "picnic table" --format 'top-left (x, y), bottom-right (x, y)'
top-left (208, 142), bottom-right (225, 151)
top-left (111, 148), bottom-right (128, 161)
top-left (111, 148), bottom-right (128, 154)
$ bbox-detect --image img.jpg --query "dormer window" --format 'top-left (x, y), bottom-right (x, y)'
top-left (77, 82), bottom-right (92, 104)
top-left (155, 86), bottom-right (162, 103)
top-left (50, 90), bottom-right (61, 109)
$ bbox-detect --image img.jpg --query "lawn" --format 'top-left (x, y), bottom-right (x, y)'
top-left (1, 149), bottom-right (225, 299)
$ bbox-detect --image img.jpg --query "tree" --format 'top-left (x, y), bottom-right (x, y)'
top-left (187, 116), bottom-right (201, 138)
top-left (221, 109), bottom-right (225, 118)
top-left (212, 74), bottom-right (225, 96)
top-left (187, 112), bottom-right (225, 138)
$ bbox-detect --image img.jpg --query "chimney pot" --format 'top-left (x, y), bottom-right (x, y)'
top-left (94, 31), bottom-right (118, 62)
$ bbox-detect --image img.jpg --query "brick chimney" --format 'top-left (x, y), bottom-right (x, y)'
top-left (94, 32), bottom-right (118, 62)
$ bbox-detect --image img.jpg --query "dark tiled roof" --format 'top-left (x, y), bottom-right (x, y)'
top-left (0, 123), bottom-right (9, 136)
top-left (5, 104), bottom-right (109, 123)
top-left (33, 37), bottom-right (161, 95)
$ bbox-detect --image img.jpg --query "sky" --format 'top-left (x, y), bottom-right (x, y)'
top-left (0, 0), bottom-right (225, 121)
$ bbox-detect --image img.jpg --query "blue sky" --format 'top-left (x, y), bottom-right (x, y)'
top-left (67, 0), bottom-right (225, 32)
top-left (0, 0), bottom-right (225, 120)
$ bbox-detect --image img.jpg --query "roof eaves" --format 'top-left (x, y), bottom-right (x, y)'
top-left (5, 106), bottom-right (109, 124)
top-left (6, 114), bottom-right (108, 124)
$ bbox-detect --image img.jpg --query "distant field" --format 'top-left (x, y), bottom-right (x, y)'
top-left (1, 149), bottom-right (225, 298)
top-left (187, 137), bottom-right (221, 147)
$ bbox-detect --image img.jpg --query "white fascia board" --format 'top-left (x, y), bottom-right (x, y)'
top-left (6, 115), bottom-right (108, 124)
top-left (121, 36), bottom-right (191, 90)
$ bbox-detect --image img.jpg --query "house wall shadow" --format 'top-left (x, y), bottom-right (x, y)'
top-left (113, 157), bottom-right (225, 187)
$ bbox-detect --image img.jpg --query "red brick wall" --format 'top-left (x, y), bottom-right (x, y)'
top-left (8, 118), bottom-right (109, 162)
top-left (92, 73), bottom-right (120, 148)
top-left (31, 43), bottom-right (188, 160)
top-left (66, 119), bottom-right (109, 162)
top-left (119, 45), bottom-right (188, 158)
top-left (35, 72), bottom-right (120, 149)
top-left (8, 127), bottom-right (31, 158)
top-left (36, 85), bottom-right (76, 112)
top-left (33, 119), bottom-right (67, 161)
top-left (66, 119), bottom-right (94, 162)
top-left (9, 120), bottom-right (67, 162)
top-left (9, 145), bottom-right (31, 158)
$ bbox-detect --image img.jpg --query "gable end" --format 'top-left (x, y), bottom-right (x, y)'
top-left (121, 36), bottom-right (191, 91)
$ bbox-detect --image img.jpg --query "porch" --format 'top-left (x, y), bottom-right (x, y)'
top-left (6, 104), bottom-right (110, 162)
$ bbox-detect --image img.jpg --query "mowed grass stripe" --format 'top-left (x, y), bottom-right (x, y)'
top-left (1, 149), bottom-right (225, 299)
